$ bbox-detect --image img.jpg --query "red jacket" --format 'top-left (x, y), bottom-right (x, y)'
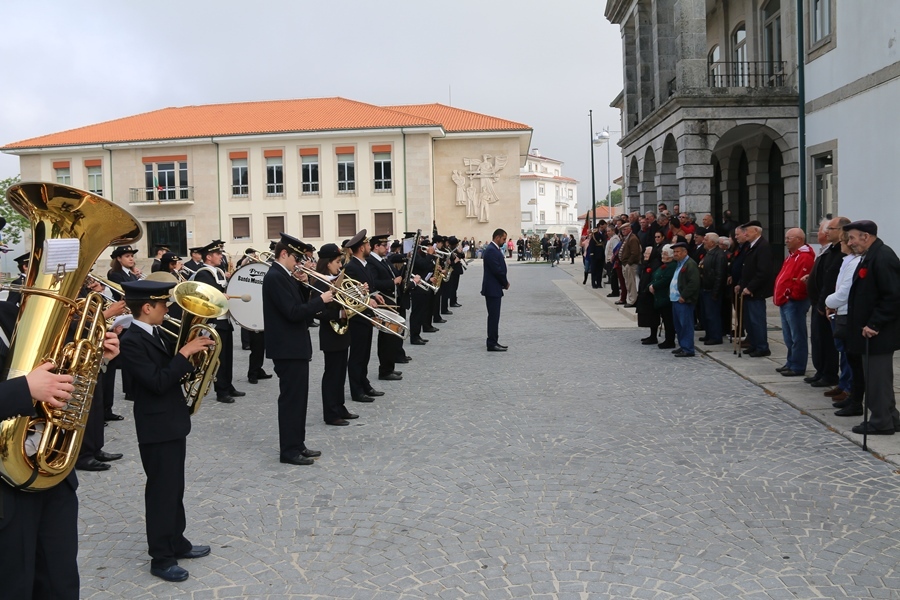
top-left (773, 244), bottom-right (815, 306)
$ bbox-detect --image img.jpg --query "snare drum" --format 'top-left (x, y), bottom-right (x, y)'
top-left (226, 263), bottom-right (268, 331)
top-left (369, 306), bottom-right (408, 339)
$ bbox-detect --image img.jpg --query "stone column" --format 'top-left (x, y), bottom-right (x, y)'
top-left (676, 132), bottom-right (712, 214)
top-left (635, 0), bottom-right (655, 118)
top-left (673, 0), bottom-right (708, 89)
top-left (622, 18), bottom-right (639, 134)
top-left (652, 0), bottom-right (677, 101)
top-left (655, 171), bottom-right (679, 212)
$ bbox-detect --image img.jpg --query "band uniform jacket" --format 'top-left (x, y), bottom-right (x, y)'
top-left (192, 266), bottom-right (234, 332)
top-left (738, 236), bottom-right (774, 299)
top-left (312, 277), bottom-right (350, 353)
top-left (846, 238), bottom-right (900, 356)
top-left (412, 251), bottom-right (436, 282)
top-left (367, 257), bottom-right (397, 299)
top-left (262, 262), bottom-right (325, 360)
top-left (343, 257), bottom-right (375, 296)
top-left (5, 273), bottom-right (24, 306)
top-left (481, 242), bottom-right (509, 298)
top-left (119, 325), bottom-right (195, 445)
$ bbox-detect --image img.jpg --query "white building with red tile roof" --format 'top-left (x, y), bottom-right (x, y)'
top-left (519, 149), bottom-right (580, 237)
top-left (1, 97), bottom-right (531, 260)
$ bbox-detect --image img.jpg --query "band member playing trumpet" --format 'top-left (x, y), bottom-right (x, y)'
top-left (263, 233), bottom-right (333, 465)
top-left (119, 279), bottom-right (216, 582)
top-left (410, 239), bottom-right (437, 345)
top-left (368, 233), bottom-right (403, 382)
top-left (313, 243), bottom-right (359, 426)
top-left (107, 245), bottom-right (142, 287)
top-left (183, 246), bottom-right (203, 272)
top-left (4, 251), bottom-right (29, 306)
top-left (192, 242), bottom-right (245, 403)
top-left (342, 230), bottom-right (386, 403)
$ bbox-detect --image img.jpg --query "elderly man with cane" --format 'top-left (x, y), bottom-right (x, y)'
top-left (843, 220), bottom-right (900, 438)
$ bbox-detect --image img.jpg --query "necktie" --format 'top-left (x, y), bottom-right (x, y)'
top-left (153, 327), bottom-right (165, 351)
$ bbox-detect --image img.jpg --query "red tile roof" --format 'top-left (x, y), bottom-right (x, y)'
top-left (2, 98), bottom-right (531, 150)
top-left (384, 103), bottom-right (530, 133)
top-left (521, 174), bottom-right (579, 183)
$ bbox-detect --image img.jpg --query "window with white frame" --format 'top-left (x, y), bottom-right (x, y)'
top-left (763, 0), bottom-right (783, 84)
top-left (373, 152), bottom-right (392, 192)
top-left (732, 24), bottom-right (748, 86)
top-left (567, 189), bottom-right (573, 199)
top-left (539, 211), bottom-right (545, 224)
top-left (232, 217), bottom-right (250, 239)
top-left (813, 152), bottom-right (834, 227)
top-left (522, 212), bottom-right (532, 222)
top-left (708, 45), bottom-right (723, 85)
top-left (266, 157), bottom-right (283, 195)
top-left (143, 159), bottom-right (189, 201)
top-left (56, 167), bottom-right (71, 185)
top-left (301, 155), bottom-right (319, 194)
top-left (337, 154), bottom-right (355, 193)
top-left (232, 158), bottom-right (248, 196)
top-left (811, 0), bottom-right (831, 43)
top-left (86, 166), bottom-right (102, 195)
top-left (539, 184), bottom-right (545, 195)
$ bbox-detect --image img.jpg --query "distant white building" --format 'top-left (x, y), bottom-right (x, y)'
top-left (519, 149), bottom-right (580, 237)
top-left (804, 0), bottom-right (900, 248)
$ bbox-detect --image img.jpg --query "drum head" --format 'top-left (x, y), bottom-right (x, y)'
top-left (227, 263), bottom-right (268, 331)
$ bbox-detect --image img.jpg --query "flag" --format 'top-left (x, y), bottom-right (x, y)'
top-left (432, 220), bottom-right (438, 239)
top-left (581, 213), bottom-right (590, 238)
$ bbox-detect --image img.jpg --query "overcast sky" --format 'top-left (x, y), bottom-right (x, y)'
top-left (0, 0), bottom-right (624, 215)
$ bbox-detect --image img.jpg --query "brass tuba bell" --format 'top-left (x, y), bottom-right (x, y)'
top-left (0, 182), bottom-right (141, 491)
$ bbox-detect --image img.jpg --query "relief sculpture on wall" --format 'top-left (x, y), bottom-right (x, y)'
top-left (451, 154), bottom-right (507, 223)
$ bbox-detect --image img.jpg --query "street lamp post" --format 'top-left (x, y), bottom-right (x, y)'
top-left (589, 111), bottom-right (607, 228)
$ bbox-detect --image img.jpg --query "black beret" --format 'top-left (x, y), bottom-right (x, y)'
top-left (318, 243), bottom-right (342, 260)
top-left (843, 220), bottom-right (877, 236)
top-left (670, 242), bottom-right (689, 249)
top-left (160, 252), bottom-right (181, 267)
top-left (741, 220), bottom-right (763, 229)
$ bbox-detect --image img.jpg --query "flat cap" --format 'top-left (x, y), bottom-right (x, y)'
top-left (843, 220), bottom-right (877, 235)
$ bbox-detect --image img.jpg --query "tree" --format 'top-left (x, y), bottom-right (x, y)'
top-left (0, 176), bottom-right (29, 245)
top-left (602, 188), bottom-right (622, 207)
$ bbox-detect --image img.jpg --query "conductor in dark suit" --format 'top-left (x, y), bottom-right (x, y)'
top-left (481, 228), bottom-right (510, 351)
top-left (735, 221), bottom-right (774, 357)
top-left (262, 233), bottom-right (332, 465)
top-left (843, 220), bottom-right (900, 435)
top-left (119, 279), bottom-right (215, 582)
top-left (342, 230), bottom-right (386, 402)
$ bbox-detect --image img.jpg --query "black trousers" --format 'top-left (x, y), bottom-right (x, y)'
top-left (590, 255), bottom-right (605, 288)
top-left (848, 351), bottom-right (899, 431)
top-left (102, 359), bottom-right (118, 417)
top-left (78, 372), bottom-right (105, 464)
top-left (395, 301), bottom-right (408, 360)
top-left (659, 304), bottom-right (675, 343)
top-left (321, 349), bottom-right (349, 422)
top-left (810, 310), bottom-right (839, 382)
top-left (247, 330), bottom-right (265, 378)
top-left (213, 325), bottom-right (234, 396)
top-left (377, 331), bottom-right (396, 376)
top-left (485, 295), bottom-right (502, 347)
top-left (273, 358), bottom-right (310, 456)
top-left (348, 320), bottom-right (373, 399)
top-left (410, 289), bottom-right (430, 336)
top-left (432, 288), bottom-right (443, 320)
top-left (0, 480), bottom-right (79, 600)
top-left (138, 438), bottom-right (191, 570)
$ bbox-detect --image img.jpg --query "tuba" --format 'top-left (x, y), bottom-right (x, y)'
top-left (163, 280), bottom-right (228, 415)
top-left (0, 182), bottom-right (141, 491)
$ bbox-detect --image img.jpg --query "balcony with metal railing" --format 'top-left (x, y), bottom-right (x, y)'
top-left (129, 186), bottom-right (194, 205)
top-left (707, 61), bottom-right (787, 88)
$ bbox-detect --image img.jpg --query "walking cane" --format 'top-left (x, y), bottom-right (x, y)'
top-left (732, 288), bottom-right (739, 355)
top-left (736, 291), bottom-right (744, 358)
top-left (862, 335), bottom-right (870, 451)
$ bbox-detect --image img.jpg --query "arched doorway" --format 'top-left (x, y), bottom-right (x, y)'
top-left (768, 145), bottom-right (785, 261)
top-left (738, 150), bottom-right (750, 224)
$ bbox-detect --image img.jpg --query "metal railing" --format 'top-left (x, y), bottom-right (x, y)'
top-left (708, 61), bottom-right (786, 88)
top-left (130, 186), bottom-right (194, 204)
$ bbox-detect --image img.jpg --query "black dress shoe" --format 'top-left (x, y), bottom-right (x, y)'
top-left (216, 395), bottom-right (235, 403)
top-left (241, 344), bottom-right (251, 350)
top-left (833, 397), bottom-right (857, 409)
top-left (623, 303), bottom-right (636, 308)
top-left (607, 292), bottom-right (618, 297)
top-left (104, 413), bottom-right (124, 421)
top-left (803, 375), bottom-right (821, 384)
top-left (781, 370), bottom-right (805, 377)
top-left (747, 349), bottom-right (771, 357)
top-left (151, 565), bottom-right (189, 582)
top-left (247, 378), bottom-right (258, 384)
top-left (451, 303), bottom-right (462, 308)
top-left (327, 418), bottom-right (350, 426)
top-left (411, 337), bottom-right (428, 345)
top-left (703, 340), bottom-right (723, 345)
top-left (493, 343), bottom-right (508, 349)
top-left (341, 411), bottom-right (359, 419)
top-left (365, 388), bottom-right (385, 397)
top-left (487, 345), bottom-right (507, 352)
top-left (392, 371), bottom-right (402, 376)
top-left (229, 389), bottom-right (246, 397)
top-left (422, 326), bottom-right (440, 333)
top-left (835, 405), bottom-right (863, 416)
top-left (378, 373), bottom-right (402, 381)
top-left (300, 448), bottom-right (321, 458)
top-left (396, 356), bottom-right (411, 363)
top-left (176, 545), bottom-right (211, 559)
top-left (641, 338), bottom-right (658, 345)
top-left (441, 310), bottom-right (453, 315)
top-left (810, 379), bottom-right (837, 388)
top-left (76, 458), bottom-right (110, 472)
top-left (352, 395), bottom-right (375, 403)
top-left (257, 371), bottom-right (273, 379)
top-left (852, 423), bottom-right (895, 435)
top-left (309, 322), bottom-right (319, 327)
top-left (698, 336), bottom-right (708, 342)
top-left (658, 341), bottom-right (676, 349)
top-left (776, 366), bottom-right (791, 372)
top-left (95, 450), bottom-right (123, 462)
top-left (433, 318), bottom-right (447, 324)
top-left (614, 301), bottom-right (626, 305)
top-left (280, 454), bottom-right (314, 465)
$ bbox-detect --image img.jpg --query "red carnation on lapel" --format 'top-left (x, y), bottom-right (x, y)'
top-left (859, 268), bottom-right (868, 279)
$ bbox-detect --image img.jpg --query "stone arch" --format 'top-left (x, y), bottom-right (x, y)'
top-left (655, 134), bottom-right (679, 214)
top-left (626, 155), bottom-right (640, 216)
top-left (640, 146), bottom-right (657, 214)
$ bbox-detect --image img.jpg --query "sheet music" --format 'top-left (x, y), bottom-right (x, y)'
top-left (43, 239), bottom-right (80, 274)
top-left (402, 238), bottom-right (415, 254)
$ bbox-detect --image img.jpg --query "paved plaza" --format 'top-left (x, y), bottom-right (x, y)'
top-left (79, 261), bottom-right (900, 599)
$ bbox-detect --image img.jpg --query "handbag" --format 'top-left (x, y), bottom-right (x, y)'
top-left (832, 314), bottom-right (848, 340)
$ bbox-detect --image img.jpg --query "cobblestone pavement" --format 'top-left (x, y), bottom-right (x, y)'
top-left (80, 261), bottom-right (900, 599)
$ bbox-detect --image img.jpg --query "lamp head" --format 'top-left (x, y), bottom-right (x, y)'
top-left (593, 130), bottom-right (611, 146)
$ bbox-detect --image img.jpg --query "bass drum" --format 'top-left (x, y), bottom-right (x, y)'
top-left (226, 262), bottom-right (268, 331)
